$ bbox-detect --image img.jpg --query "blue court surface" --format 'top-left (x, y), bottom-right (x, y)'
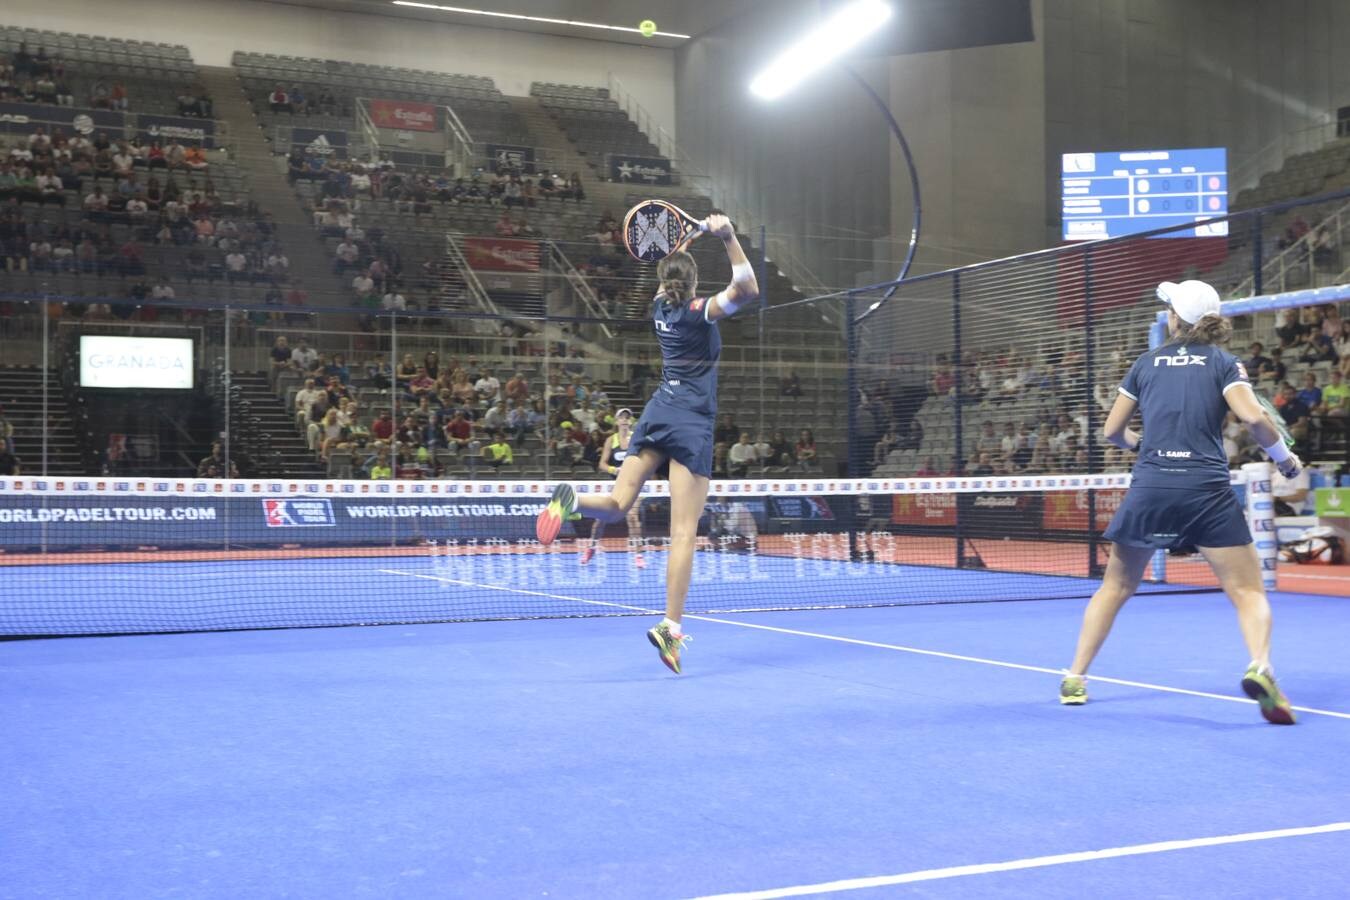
top-left (4, 578), bottom-right (1350, 898)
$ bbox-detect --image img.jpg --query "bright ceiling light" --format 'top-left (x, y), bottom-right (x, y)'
top-left (749, 0), bottom-right (892, 100)
top-left (391, 2), bottom-right (691, 39)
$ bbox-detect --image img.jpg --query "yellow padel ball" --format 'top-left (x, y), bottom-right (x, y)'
top-left (639, 19), bottom-right (657, 38)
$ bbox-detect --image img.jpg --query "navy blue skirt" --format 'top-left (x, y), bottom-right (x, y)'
top-left (628, 399), bottom-right (714, 478)
top-left (1103, 485), bottom-right (1251, 550)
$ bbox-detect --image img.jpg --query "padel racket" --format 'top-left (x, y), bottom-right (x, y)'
top-left (1252, 390), bottom-right (1297, 448)
top-left (623, 199), bottom-right (707, 262)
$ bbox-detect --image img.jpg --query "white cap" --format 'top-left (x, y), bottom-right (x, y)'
top-left (1157, 279), bottom-right (1222, 325)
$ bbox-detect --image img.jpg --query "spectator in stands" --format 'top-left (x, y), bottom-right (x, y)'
top-left (1247, 340), bottom-right (1272, 373)
top-left (726, 432), bottom-right (757, 476)
top-left (872, 423), bottom-right (899, 468)
top-left (1297, 372), bottom-right (1323, 412)
top-left (293, 377), bottom-right (325, 430)
top-left (1276, 382), bottom-right (1312, 443)
top-left (444, 410), bottom-right (476, 454)
top-left (482, 431), bottom-right (513, 469)
top-left (197, 442), bottom-right (239, 478)
top-left (481, 400), bottom-right (509, 436)
top-left (780, 371), bottom-right (803, 397)
top-left (165, 141), bottom-right (187, 170)
top-left (1296, 330), bottom-right (1337, 365)
top-left (407, 366), bottom-right (435, 402)
top-left (931, 355), bottom-right (956, 396)
top-left (110, 82), bottom-right (127, 111)
top-left (224, 248), bottom-right (247, 283)
top-left (351, 269), bottom-right (375, 299)
top-left (381, 286), bottom-right (407, 310)
top-left (1319, 368), bottom-right (1350, 417)
top-left (83, 185), bottom-right (109, 220)
top-left (795, 429), bottom-right (818, 468)
top-left (371, 411), bottom-right (394, 443)
top-left (269, 84), bottom-right (290, 113)
top-left (505, 371), bottom-right (529, 404)
top-left (90, 79), bottom-right (111, 109)
top-left (968, 451), bottom-right (995, 476)
top-left (1258, 347), bottom-right (1286, 384)
top-left (999, 421), bottom-right (1023, 461)
top-left (369, 448), bottom-right (393, 480)
top-left (289, 85), bottom-right (307, 115)
top-left (475, 368), bottom-right (501, 402)
top-left (566, 172), bottom-right (585, 203)
top-left (494, 210), bottom-right (517, 236)
top-left (184, 145), bottom-right (208, 171)
top-left (0, 437), bottom-right (21, 476)
top-left (763, 430), bottom-right (792, 467)
top-left (289, 338), bottom-right (317, 373)
top-left (973, 420), bottom-right (999, 458)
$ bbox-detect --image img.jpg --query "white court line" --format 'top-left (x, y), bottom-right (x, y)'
top-left (684, 822), bottom-right (1350, 900)
top-left (379, 570), bottom-right (1350, 721)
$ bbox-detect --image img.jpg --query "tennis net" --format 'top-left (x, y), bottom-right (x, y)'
top-left (0, 472), bottom-right (1256, 635)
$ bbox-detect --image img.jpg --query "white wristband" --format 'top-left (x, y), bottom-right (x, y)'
top-left (1262, 440), bottom-right (1292, 463)
top-left (732, 262), bottom-right (754, 282)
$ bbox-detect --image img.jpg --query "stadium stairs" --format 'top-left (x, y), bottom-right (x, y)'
top-left (504, 95), bottom-right (598, 194)
top-left (196, 66), bottom-right (344, 309)
top-left (0, 367), bottom-right (84, 475)
top-left (229, 372), bottom-right (325, 477)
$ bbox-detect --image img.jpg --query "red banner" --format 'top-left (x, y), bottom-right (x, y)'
top-left (1041, 488), bottom-right (1126, 531)
top-left (463, 237), bottom-right (541, 272)
top-left (891, 493), bottom-right (956, 527)
top-left (369, 98), bottom-right (437, 132)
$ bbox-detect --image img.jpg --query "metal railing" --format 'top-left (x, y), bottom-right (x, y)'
top-left (1232, 200), bottom-right (1349, 297)
top-left (543, 241), bottom-right (613, 340)
top-left (443, 235), bottom-right (498, 315)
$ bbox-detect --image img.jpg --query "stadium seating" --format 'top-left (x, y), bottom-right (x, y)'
top-left (0, 25), bottom-right (198, 116)
top-left (530, 82), bottom-right (669, 179)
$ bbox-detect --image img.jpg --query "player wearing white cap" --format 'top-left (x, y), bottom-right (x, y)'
top-left (1060, 280), bottom-right (1301, 724)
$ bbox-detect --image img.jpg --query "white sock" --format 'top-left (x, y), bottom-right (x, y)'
top-left (661, 616), bottom-right (682, 634)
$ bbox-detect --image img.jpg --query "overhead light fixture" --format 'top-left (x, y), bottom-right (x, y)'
top-left (749, 0), bottom-right (892, 100)
top-left (391, 2), bottom-right (692, 39)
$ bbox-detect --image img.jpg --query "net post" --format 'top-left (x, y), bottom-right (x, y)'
top-left (41, 289), bottom-right (49, 477)
top-left (1084, 248), bottom-right (1102, 577)
top-left (1252, 211), bottom-right (1264, 296)
top-left (845, 295), bottom-right (859, 477)
top-left (223, 304), bottom-right (231, 486)
top-left (952, 272), bottom-right (965, 569)
top-left (758, 224), bottom-right (767, 439)
top-left (1242, 462), bottom-right (1278, 590)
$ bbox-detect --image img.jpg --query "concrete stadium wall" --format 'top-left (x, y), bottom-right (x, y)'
top-left (1, 0), bottom-right (677, 139)
top-left (674, 0), bottom-right (893, 294)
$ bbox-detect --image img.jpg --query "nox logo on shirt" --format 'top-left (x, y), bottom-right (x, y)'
top-left (1153, 346), bottom-right (1207, 367)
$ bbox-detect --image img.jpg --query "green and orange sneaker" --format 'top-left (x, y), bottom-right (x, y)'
top-left (1060, 673), bottom-right (1088, 706)
top-left (647, 622), bottom-right (691, 675)
top-left (536, 483), bottom-right (580, 546)
top-left (1241, 664), bottom-right (1296, 725)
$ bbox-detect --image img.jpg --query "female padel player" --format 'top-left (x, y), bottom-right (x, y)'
top-left (580, 407), bottom-right (648, 569)
top-left (1061, 279), bottom-right (1300, 724)
top-left (536, 214), bottom-right (758, 673)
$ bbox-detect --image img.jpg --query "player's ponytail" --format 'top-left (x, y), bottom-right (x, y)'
top-left (1179, 312), bottom-right (1232, 346)
top-left (657, 251), bottom-right (698, 306)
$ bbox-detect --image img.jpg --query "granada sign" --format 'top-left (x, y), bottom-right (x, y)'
top-left (463, 237), bottom-right (541, 272)
top-left (369, 98), bottom-right (437, 132)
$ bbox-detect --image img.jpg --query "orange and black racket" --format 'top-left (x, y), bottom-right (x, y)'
top-left (622, 199), bottom-right (708, 262)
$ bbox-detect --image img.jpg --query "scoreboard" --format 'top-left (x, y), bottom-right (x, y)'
top-left (1062, 148), bottom-right (1228, 241)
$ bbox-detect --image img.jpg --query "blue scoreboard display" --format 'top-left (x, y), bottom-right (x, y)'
top-left (1062, 148), bottom-right (1228, 240)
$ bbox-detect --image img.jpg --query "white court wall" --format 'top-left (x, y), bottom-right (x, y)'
top-left (1, 0), bottom-right (676, 138)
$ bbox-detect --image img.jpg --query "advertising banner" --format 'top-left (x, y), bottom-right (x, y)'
top-left (891, 493), bottom-right (957, 527)
top-left (608, 154), bottom-right (673, 185)
top-left (462, 237), bottom-right (541, 272)
top-left (369, 98), bottom-right (437, 132)
top-left (291, 127), bottom-right (349, 159)
top-left (1041, 488), bottom-right (1125, 531)
top-left (0, 101), bottom-right (124, 136)
top-left (135, 113), bottom-right (217, 148)
top-left (487, 143), bottom-right (536, 174)
top-left (0, 494), bottom-right (548, 551)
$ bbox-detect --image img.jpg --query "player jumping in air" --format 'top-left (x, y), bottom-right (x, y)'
top-left (1061, 280), bottom-right (1300, 723)
top-left (536, 214), bottom-right (758, 673)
